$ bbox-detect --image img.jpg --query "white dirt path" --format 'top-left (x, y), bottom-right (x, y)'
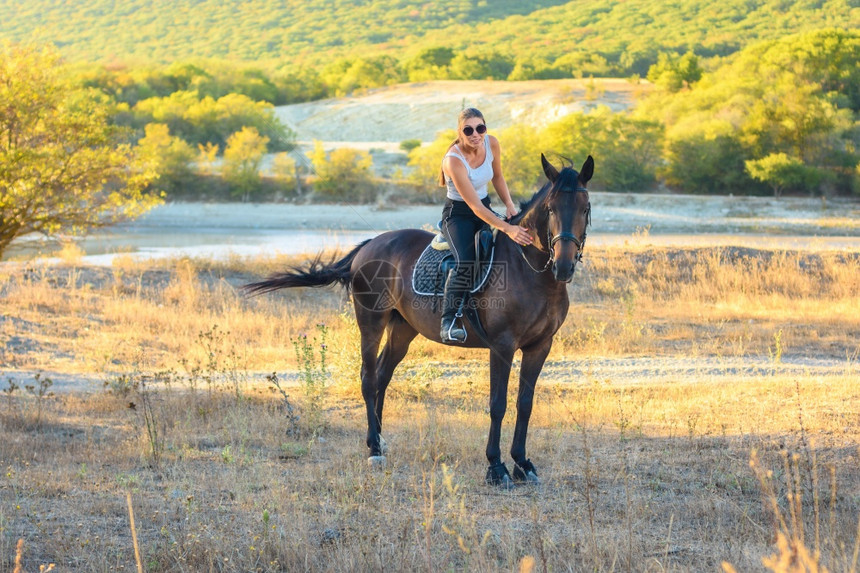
top-left (2, 355), bottom-right (854, 395)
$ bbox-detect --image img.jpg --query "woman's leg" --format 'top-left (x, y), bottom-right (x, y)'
top-left (440, 201), bottom-right (481, 343)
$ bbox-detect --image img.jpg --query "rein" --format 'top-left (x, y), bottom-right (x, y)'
top-left (514, 186), bottom-right (589, 274)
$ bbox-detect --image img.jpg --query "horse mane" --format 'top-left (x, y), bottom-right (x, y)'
top-left (508, 182), bottom-right (551, 225)
top-left (508, 162), bottom-right (581, 226)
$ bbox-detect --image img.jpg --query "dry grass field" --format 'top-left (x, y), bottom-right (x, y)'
top-left (1, 244), bottom-right (859, 572)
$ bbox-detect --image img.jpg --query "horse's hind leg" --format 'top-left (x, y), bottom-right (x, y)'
top-left (510, 339), bottom-right (552, 484)
top-left (374, 315), bottom-right (418, 441)
top-left (356, 308), bottom-right (390, 460)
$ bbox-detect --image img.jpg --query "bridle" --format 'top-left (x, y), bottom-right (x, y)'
top-left (516, 185), bottom-right (590, 274)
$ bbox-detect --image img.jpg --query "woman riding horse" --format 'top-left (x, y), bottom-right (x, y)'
top-left (245, 153), bottom-right (594, 488)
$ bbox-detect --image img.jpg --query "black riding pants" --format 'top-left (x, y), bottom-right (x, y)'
top-left (441, 197), bottom-right (491, 302)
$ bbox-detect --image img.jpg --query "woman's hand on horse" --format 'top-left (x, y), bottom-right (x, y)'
top-left (504, 223), bottom-right (532, 246)
top-left (504, 203), bottom-right (518, 219)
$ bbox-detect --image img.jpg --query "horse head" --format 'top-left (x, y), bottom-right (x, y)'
top-left (536, 154), bottom-right (593, 282)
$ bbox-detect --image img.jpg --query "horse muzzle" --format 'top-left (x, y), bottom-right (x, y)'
top-left (552, 259), bottom-right (576, 283)
top-left (549, 232), bottom-right (584, 283)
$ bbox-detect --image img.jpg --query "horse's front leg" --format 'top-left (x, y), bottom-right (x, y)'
top-left (486, 345), bottom-right (516, 488)
top-left (511, 338), bottom-right (552, 484)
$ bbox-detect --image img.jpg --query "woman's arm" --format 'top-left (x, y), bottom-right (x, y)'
top-left (488, 136), bottom-right (518, 219)
top-left (443, 155), bottom-right (533, 246)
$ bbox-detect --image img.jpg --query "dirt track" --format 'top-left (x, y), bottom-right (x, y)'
top-left (3, 353), bottom-right (855, 396)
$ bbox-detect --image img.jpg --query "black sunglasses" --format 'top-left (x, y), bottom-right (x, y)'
top-left (462, 124), bottom-right (487, 136)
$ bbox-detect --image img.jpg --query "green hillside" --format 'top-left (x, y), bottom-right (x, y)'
top-left (3, 2), bottom-right (859, 200)
top-left (1, 0), bottom-right (857, 78)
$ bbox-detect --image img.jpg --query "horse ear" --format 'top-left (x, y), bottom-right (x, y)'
top-left (579, 155), bottom-right (594, 185)
top-left (541, 153), bottom-right (559, 183)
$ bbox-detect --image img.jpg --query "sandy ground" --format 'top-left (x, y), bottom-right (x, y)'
top-left (3, 354), bottom-right (854, 397)
top-left (7, 191), bottom-right (860, 265)
top-left (127, 192), bottom-right (860, 236)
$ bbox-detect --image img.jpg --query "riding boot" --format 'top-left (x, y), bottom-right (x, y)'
top-left (440, 269), bottom-right (469, 343)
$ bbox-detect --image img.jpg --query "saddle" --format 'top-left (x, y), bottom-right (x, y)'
top-left (411, 226), bottom-right (499, 297)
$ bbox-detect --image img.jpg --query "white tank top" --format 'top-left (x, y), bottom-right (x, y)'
top-left (444, 135), bottom-right (494, 201)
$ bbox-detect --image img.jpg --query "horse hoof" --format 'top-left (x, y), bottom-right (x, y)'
top-left (499, 473), bottom-right (516, 490)
top-left (486, 462), bottom-right (516, 489)
top-left (513, 460), bottom-right (540, 484)
top-left (367, 455), bottom-right (387, 469)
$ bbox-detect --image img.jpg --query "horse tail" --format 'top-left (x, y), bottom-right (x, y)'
top-left (242, 239), bottom-right (371, 296)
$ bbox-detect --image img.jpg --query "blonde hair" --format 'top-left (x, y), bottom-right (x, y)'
top-left (439, 108), bottom-right (486, 187)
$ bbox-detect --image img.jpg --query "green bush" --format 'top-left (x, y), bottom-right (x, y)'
top-left (309, 142), bottom-right (377, 202)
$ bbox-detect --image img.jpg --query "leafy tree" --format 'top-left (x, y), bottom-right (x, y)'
top-left (78, 60), bottom-right (312, 106)
top-left (403, 47), bottom-right (455, 81)
top-left (643, 29), bottom-right (860, 194)
top-left (136, 123), bottom-right (196, 195)
top-left (0, 43), bottom-right (159, 257)
top-left (230, 68), bottom-right (280, 103)
top-left (133, 91), bottom-right (294, 152)
top-left (497, 124), bottom-right (544, 200)
top-left (663, 128), bottom-right (753, 194)
top-left (274, 66), bottom-right (327, 104)
top-left (321, 56), bottom-right (403, 96)
top-left (132, 90), bottom-right (203, 141)
top-left (553, 52), bottom-right (615, 79)
top-left (739, 27), bottom-right (860, 112)
top-left (223, 127), bottom-right (269, 201)
top-left (271, 152), bottom-right (299, 195)
top-left (743, 80), bottom-right (843, 163)
top-left (73, 63), bottom-right (156, 107)
top-left (507, 56), bottom-right (567, 81)
top-left (449, 52), bottom-right (514, 80)
top-left (163, 62), bottom-right (212, 94)
top-left (853, 162), bottom-right (860, 196)
top-left (399, 139), bottom-right (422, 153)
top-left (541, 107), bottom-right (662, 190)
top-left (619, 42), bottom-right (661, 77)
top-left (745, 153), bottom-right (823, 197)
top-left (196, 143), bottom-right (220, 176)
top-left (646, 52), bottom-right (702, 92)
top-left (407, 129), bottom-right (457, 191)
top-left (310, 142), bottom-right (375, 202)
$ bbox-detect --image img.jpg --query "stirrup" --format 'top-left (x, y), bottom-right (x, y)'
top-left (441, 314), bottom-right (467, 343)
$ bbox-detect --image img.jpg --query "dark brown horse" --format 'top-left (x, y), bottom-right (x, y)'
top-left (244, 154), bottom-right (593, 488)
